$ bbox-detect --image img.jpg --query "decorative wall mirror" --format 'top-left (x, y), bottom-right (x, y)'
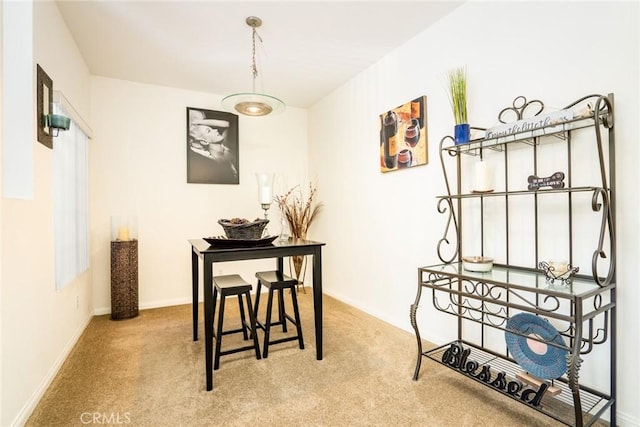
top-left (36, 64), bottom-right (53, 149)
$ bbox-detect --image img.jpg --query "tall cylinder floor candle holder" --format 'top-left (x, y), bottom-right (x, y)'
top-left (110, 216), bottom-right (139, 320)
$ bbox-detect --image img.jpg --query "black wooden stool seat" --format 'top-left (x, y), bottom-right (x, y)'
top-left (254, 271), bottom-right (304, 358)
top-left (212, 274), bottom-right (261, 370)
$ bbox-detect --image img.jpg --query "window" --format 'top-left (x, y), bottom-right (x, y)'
top-left (53, 102), bottom-right (89, 290)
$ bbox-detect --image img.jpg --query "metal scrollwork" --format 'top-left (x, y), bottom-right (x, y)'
top-left (509, 288), bottom-right (561, 313)
top-left (436, 198), bottom-right (459, 264)
top-left (593, 294), bottom-right (603, 311)
top-left (433, 292), bottom-right (459, 316)
top-left (591, 188), bottom-right (615, 286)
top-left (580, 316), bottom-right (608, 355)
top-left (590, 312), bottom-right (609, 346)
top-left (498, 96), bottom-right (545, 123)
top-left (437, 136), bottom-right (460, 264)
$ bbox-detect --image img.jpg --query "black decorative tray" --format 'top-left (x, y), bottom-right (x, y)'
top-left (203, 235), bottom-right (278, 248)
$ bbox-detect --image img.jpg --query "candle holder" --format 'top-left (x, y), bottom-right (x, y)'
top-left (111, 215), bottom-right (137, 241)
top-left (110, 215), bottom-right (138, 320)
top-left (538, 261), bottom-right (579, 285)
top-left (256, 172), bottom-right (274, 236)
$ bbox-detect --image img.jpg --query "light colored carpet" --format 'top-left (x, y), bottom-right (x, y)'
top-left (27, 291), bottom-right (563, 426)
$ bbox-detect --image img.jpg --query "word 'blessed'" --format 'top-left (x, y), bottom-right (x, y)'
top-left (442, 342), bottom-right (548, 407)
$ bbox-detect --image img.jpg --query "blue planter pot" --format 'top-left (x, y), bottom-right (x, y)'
top-left (454, 124), bottom-right (470, 145)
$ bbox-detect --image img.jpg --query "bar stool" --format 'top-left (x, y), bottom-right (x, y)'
top-left (253, 271), bottom-right (304, 358)
top-left (212, 274), bottom-right (261, 370)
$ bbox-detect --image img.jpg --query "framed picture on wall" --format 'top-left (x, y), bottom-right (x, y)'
top-left (379, 96), bottom-right (428, 172)
top-left (37, 64), bottom-right (53, 149)
top-left (186, 107), bottom-right (239, 184)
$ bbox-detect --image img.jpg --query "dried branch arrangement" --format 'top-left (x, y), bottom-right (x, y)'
top-left (275, 183), bottom-right (322, 238)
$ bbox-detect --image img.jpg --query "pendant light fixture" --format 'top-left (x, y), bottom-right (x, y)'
top-left (221, 16), bottom-right (285, 117)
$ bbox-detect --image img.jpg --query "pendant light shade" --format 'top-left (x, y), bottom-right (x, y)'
top-left (221, 92), bottom-right (285, 116)
top-left (222, 16), bottom-right (285, 117)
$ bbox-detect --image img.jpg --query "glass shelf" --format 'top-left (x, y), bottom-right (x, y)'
top-left (436, 186), bottom-right (602, 200)
top-left (419, 263), bottom-right (611, 299)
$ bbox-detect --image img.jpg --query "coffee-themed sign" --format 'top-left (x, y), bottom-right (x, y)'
top-left (487, 109), bottom-right (574, 139)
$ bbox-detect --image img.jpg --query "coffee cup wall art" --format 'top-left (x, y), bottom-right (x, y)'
top-left (379, 96), bottom-right (428, 173)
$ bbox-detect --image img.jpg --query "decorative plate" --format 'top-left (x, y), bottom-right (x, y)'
top-left (504, 312), bottom-right (568, 380)
top-left (203, 235), bottom-right (277, 248)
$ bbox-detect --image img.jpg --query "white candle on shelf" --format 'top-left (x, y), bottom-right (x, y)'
top-left (473, 160), bottom-right (493, 193)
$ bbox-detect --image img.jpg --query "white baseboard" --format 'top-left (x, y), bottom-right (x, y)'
top-left (12, 312), bottom-right (93, 427)
top-left (322, 288), bottom-right (412, 334)
top-left (93, 296), bottom-right (193, 316)
top-left (618, 411), bottom-right (640, 427)
top-left (94, 288), bottom-right (284, 316)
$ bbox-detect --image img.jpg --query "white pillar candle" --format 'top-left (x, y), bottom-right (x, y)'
top-left (117, 227), bottom-right (130, 241)
top-left (256, 172), bottom-right (274, 205)
top-left (259, 187), bottom-right (272, 204)
top-left (473, 161), bottom-right (493, 192)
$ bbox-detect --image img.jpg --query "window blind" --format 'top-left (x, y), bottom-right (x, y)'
top-left (53, 103), bottom-right (89, 290)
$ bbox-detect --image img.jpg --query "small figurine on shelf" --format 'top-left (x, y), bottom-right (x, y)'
top-left (538, 260), bottom-right (579, 285)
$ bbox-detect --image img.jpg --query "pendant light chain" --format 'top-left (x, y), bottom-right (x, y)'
top-left (251, 26), bottom-right (263, 93)
top-left (221, 16), bottom-right (284, 116)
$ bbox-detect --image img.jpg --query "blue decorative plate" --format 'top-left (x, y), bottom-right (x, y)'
top-left (505, 313), bottom-right (568, 380)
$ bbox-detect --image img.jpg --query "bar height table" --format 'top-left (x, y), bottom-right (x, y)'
top-left (189, 238), bottom-right (325, 391)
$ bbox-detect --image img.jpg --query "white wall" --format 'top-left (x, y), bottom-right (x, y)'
top-left (309, 2), bottom-right (638, 425)
top-left (1, 1), bottom-right (93, 425)
top-left (89, 78), bottom-right (310, 313)
top-left (2, 0), bottom-right (34, 200)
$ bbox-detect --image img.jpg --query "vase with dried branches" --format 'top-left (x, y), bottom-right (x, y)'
top-left (275, 183), bottom-right (322, 290)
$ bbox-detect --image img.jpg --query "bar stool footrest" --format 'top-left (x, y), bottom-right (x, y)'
top-left (220, 345), bottom-right (262, 356)
top-left (269, 336), bottom-right (305, 347)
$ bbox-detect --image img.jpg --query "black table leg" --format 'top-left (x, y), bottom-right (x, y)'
top-left (312, 248), bottom-right (323, 360)
top-left (204, 257), bottom-right (214, 391)
top-left (191, 249), bottom-right (199, 341)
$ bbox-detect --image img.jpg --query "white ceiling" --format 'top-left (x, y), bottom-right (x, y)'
top-left (56, 1), bottom-right (463, 109)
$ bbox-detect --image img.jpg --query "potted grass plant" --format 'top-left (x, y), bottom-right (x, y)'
top-left (447, 67), bottom-right (470, 144)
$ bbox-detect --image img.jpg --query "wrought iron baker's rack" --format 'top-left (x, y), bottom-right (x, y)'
top-left (410, 94), bottom-right (616, 426)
